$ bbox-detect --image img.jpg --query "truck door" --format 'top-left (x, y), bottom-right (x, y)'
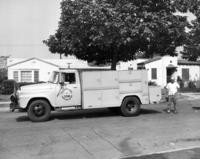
top-left (55, 72), bottom-right (81, 107)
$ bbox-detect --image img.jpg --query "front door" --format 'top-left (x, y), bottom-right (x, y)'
top-left (166, 67), bottom-right (177, 83)
top-left (55, 72), bottom-right (81, 107)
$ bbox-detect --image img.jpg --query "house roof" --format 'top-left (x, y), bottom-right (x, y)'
top-left (45, 59), bottom-right (88, 68)
top-left (137, 57), bottom-right (200, 66)
top-left (137, 57), bottom-right (162, 65)
top-left (7, 57), bottom-right (60, 68)
top-left (178, 59), bottom-right (200, 65)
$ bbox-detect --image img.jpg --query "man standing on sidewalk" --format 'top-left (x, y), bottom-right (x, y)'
top-left (166, 78), bottom-right (180, 114)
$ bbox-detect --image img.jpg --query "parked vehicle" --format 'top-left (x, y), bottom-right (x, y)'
top-left (10, 69), bottom-right (161, 122)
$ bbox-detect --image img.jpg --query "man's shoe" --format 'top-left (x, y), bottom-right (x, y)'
top-left (167, 109), bottom-right (171, 113)
top-left (173, 110), bottom-right (178, 114)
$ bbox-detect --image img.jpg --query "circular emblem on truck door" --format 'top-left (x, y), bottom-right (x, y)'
top-left (61, 88), bottom-right (72, 100)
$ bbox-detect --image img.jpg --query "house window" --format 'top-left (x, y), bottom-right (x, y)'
top-left (182, 68), bottom-right (189, 81)
top-left (151, 68), bottom-right (157, 79)
top-left (21, 71), bottom-right (32, 82)
top-left (13, 71), bottom-right (18, 82)
top-left (34, 71), bottom-right (39, 82)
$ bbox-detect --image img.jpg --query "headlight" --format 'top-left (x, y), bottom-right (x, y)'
top-left (16, 90), bottom-right (21, 98)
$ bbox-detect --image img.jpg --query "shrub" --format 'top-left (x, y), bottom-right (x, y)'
top-left (188, 81), bottom-right (196, 89)
top-left (148, 81), bottom-right (157, 86)
top-left (0, 80), bottom-right (17, 95)
top-left (0, 68), bottom-right (7, 83)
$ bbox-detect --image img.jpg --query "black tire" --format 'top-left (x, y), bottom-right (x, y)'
top-left (28, 100), bottom-right (51, 122)
top-left (121, 97), bottom-right (141, 117)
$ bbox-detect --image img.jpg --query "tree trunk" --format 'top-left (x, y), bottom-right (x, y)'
top-left (111, 52), bottom-right (118, 70)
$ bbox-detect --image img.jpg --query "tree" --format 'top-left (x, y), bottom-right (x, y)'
top-left (43, 30), bottom-right (65, 59)
top-left (44, 0), bottom-right (192, 70)
top-left (182, 26), bottom-right (200, 61)
top-left (175, 0), bottom-right (200, 61)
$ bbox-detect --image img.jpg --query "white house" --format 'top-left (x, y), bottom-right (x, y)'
top-left (137, 56), bottom-right (200, 87)
top-left (7, 57), bottom-right (90, 82)
top-left (116, 59), bottom-right (147, 70)
top-left (177, 60), bottom-right (200, 87)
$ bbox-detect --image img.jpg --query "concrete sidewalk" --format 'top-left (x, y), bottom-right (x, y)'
top-left (0, 94), bottom-right (10, 111)
top-left (180, 92), bottom-right (200, 100)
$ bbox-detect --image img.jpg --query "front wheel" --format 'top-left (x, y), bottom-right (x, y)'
top-left (28, 100), bottom-right (51, 122)
top-left (121, 97), bottom-right (141, 117)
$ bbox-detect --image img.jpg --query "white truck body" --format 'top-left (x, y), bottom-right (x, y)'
top-left (81, 70), bottom-right (150, 109)
top-left (11, 69), bottom-right (161, 122)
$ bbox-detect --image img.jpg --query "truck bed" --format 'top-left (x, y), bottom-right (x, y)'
top-left (80, 70), bottom-right (150, 109)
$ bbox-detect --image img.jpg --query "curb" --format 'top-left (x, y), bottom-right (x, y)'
top-left (0, 101), bottom-right (10, 105)
top-left (0, 102), bottom-right (10, 111)
top-left (0, 107), bottom-right (10, 112)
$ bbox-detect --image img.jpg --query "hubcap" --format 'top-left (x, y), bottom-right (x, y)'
top-left (33, 104), bottom-right (45, 116)
top-left (126, 101), bottom-right (137, 112)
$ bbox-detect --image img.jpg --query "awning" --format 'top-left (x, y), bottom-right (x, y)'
top-left (166, 64), bottom-right (177, 68)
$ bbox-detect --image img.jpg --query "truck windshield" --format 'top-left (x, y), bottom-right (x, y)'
top-left (48, 72), bottom-right (59, 84)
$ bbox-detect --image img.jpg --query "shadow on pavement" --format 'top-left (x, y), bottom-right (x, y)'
top-left (140, 109), bottom-right (161, 115)
top-left (192, 107), bottom-right (200, 110)
top-left (16, 115), bottom-right (30, 122)
top-left (16, 108), bottom-right (161, 122)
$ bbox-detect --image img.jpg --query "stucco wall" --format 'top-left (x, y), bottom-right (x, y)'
top-left (145, 60), bottom-right (163, 86)
top-left (117, 59), bottom-right (147, 70)
top-left (145, 56), bottom-right (178, 87)
top-left (177, 65), bottom-right (200, 81)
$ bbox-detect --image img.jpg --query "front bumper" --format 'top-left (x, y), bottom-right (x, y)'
top-left (10, 94), bottom-right (24, 111)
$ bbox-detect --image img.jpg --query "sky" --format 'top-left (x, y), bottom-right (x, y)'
top-left (0, 0), bottom-right (61, 59)
top-left (0, 1), bottom-right (196, 59)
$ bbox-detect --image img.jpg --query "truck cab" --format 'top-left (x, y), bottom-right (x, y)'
top-left (51, 70), bottom-right (81, 108)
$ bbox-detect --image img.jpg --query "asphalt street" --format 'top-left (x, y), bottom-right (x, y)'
top-left (0, 93), bottom-right (200, 159)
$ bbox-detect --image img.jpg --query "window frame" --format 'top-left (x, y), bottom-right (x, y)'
top-left (151, 68), bottom-right (157, 80)
top-left (61, 72), bottom-right (76, 84)
top-left (13, 71), bottom-right (19, 82)
top-left (20, 70), bottom-right (32, 82)
top-left (182, 68), bottom-right (189, 81)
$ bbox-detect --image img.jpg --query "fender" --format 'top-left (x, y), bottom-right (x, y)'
top-left (18, 93), bottom-right (55, 109)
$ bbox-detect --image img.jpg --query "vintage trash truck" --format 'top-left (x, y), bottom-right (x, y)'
top-left (10, 69), bottom-right (161, 122)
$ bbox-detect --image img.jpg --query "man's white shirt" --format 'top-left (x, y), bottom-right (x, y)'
top-left (166, 82), bottom-right (180, 95)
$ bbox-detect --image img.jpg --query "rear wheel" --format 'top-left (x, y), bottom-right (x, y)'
top-left (28, 100), bottom-right (51, 122)
top-left (121, 97), bottom-right (141, 116)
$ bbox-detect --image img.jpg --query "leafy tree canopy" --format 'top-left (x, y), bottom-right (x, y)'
top-left (181, 0), bottom-right (200, 61)
top-left (44, 0), bottom-right (200, 69)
